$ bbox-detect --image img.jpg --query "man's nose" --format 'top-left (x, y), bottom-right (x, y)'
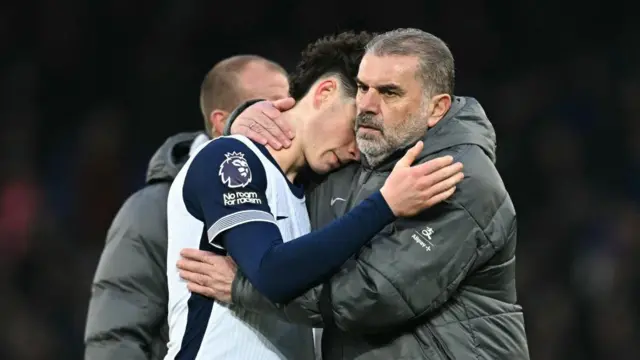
top-left (357, 91), bottom-right (381, 114)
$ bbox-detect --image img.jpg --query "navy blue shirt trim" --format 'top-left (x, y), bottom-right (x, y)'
top-left (182, 136), bottom-right (396, 304)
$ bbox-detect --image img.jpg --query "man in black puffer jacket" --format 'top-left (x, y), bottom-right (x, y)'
top-left (84, 55), bottom-right (289, 360)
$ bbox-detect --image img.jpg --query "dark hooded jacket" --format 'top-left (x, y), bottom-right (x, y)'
top-left (84, 132), bottom-right (205, 360)
top-left (232, 97), bottom-right (530, 359)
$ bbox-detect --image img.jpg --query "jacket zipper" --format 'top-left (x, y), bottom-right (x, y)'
top-left (426, 325), bottom-right (452, 360)
top-left (352, 169), bottom-right (374, 202)
top-left (326, 168), bottom-right (374, 360)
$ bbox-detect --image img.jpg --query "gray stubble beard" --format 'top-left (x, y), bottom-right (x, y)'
top-left (357, 110), bottom-right (429, 167)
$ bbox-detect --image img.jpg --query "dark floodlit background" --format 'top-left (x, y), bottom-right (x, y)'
top-left (0, 1), bottom-right (638, 359)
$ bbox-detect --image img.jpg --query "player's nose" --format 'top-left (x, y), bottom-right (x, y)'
top-left (349, 143), bottom-right (360, 161)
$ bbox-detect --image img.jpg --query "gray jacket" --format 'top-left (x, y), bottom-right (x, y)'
top-left (84, 132), bottom-right (203, 360)
top-left (232, 97), bottom-right (530, 359)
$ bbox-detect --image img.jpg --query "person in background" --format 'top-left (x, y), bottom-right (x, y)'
top-left (84, 55), bottom-right (289, 360)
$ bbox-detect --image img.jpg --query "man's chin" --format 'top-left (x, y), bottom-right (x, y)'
top-left (357, 137), bottom-right (384, 152)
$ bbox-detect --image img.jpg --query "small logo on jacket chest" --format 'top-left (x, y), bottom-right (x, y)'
top-left (412, 227), bottom-right (435, 251)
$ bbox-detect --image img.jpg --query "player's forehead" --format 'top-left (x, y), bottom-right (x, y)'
top-left (357, 54), bottom-right (420, 87)
top-left (336, 98), bottom-right (357, 118)
top-left (314, 97), bottom-right (356, 130)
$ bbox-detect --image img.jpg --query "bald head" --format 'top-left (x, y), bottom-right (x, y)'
top-left (200, 55), bottom-right (289, 137)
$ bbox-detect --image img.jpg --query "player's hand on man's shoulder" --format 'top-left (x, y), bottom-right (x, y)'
top-left (381, 141), bottom-right (464, 217)
top-left (230, 97), bottom-right (296, 150)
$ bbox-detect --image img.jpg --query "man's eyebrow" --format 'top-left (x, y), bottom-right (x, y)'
top-left (356, 78), bottom-right (404, 94)
top-left (377, 84), bottom-right (403, 93)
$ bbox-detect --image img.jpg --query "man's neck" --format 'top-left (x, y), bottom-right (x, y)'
top-left (264, 110), bottom-right (306, 182)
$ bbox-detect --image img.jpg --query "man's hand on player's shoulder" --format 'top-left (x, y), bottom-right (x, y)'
top-left (230, 97), bottom-right (296, 150)
top-left (177, 249), bottom-right (237, 303)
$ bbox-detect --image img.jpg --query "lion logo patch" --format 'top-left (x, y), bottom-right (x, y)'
top-left (218, 151), bottom-right (252, 188)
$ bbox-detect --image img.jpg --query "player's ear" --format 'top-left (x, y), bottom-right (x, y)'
top-left (312, 79), bottom-right (337, 109)
top-left (210, 110), bottom-right (230, 137)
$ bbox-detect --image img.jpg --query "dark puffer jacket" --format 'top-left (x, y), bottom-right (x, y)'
top-left (232, 97), bottom-right (530, 359)
top-left (84, 132), bottom-right (205, 360)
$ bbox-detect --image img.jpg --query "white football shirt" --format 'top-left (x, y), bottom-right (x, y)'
top-left (165, 135), bottom-right (315, 360)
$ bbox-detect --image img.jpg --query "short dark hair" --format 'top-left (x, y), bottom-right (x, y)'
top-left (199, 55), bottom-right (286, 134)
top-left (366, 28), bottom-right (455, 96)
top-left (289, 31), bottom-right (374, 102)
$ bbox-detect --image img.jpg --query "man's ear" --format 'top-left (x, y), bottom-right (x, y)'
top-left (426, 94), bottom-right (452, 128)
top-left (210, 110), bottom-right (230, 137)
top-left (312, 79), bottom-right (337, 109)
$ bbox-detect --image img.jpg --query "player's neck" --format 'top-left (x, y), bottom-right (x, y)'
top-left (264, 111), bottom-right (306, 183)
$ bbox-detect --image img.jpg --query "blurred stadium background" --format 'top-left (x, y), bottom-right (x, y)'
top-left (0, 1), bottom-right (638, 359)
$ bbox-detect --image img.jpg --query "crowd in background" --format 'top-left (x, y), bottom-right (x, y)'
top-left (0, 0), bottom-right (638, 359)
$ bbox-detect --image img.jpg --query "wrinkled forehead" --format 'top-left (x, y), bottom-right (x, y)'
top-left (358, 54), bottom-right (421, 88)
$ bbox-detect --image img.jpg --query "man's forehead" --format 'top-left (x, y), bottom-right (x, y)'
top-left (238, 64), bottom-right (289, 100)
top-left (239, 63), bottom-right (287, 85)
top-left (358, 54), bottom-right (419, 84)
